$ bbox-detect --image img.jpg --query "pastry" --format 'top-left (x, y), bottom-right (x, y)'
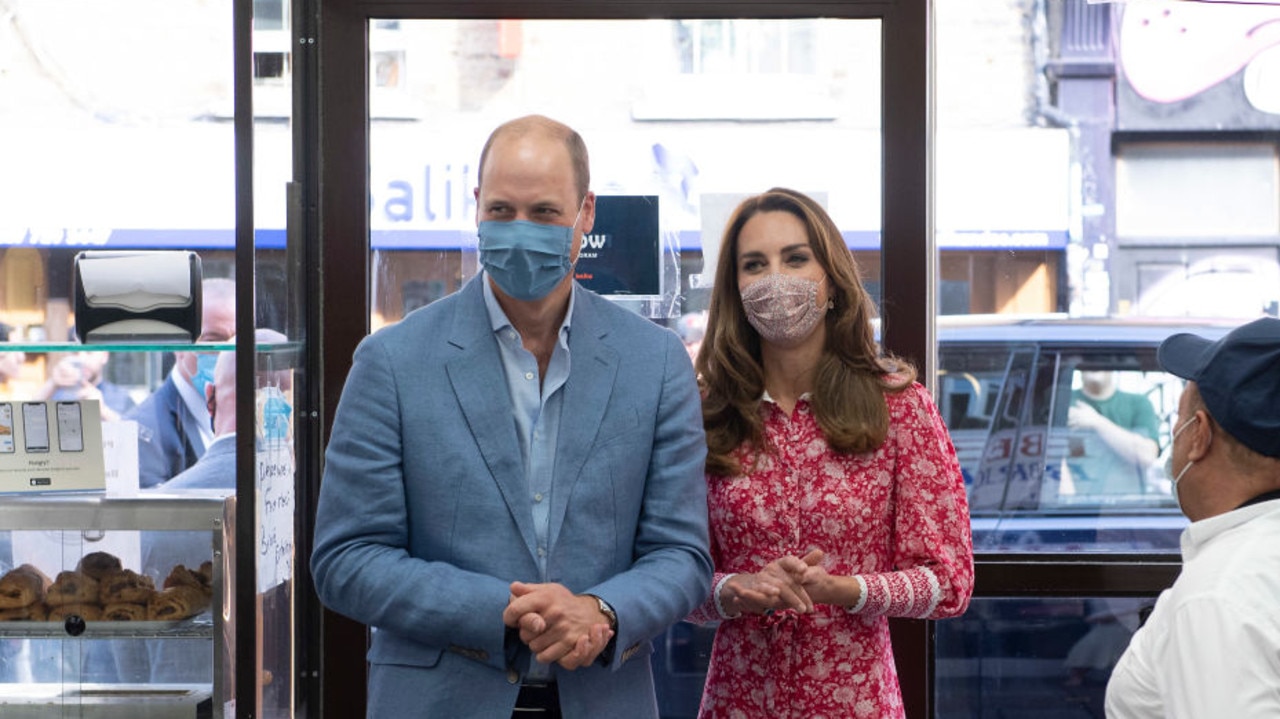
top-left (45, 571), bottom-right (100, 607)
top-left (47, 603), bottom-right (102, 622)
top-left (197, 561), bottom-right (214, 586)
top-left (163, 564), bottom-right (212, 597)
top-left (147, 584), bottom-right (209, 621)
top-left (99, 569), bottom-right (156, 604)
top-left (0, 564), bottom-right (51, 609)
top-left (0, 602), bottom-right (47, 621)
top-left (102, 602), bottom-right (147, 621)
top-left (77, 552), bottom-right (123, 581)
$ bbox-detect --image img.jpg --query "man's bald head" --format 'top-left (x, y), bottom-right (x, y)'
top-left (477, 115), bottom-right (590, 204)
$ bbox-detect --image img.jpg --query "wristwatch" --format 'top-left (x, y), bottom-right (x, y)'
top-left (586, 594), bottom-right (617, 632)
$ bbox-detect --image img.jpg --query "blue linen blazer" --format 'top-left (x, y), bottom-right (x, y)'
top-left (311, 277), bottom-right (712, 718)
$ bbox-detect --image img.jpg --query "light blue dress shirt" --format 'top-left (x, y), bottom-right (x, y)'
top-left (482, 274), bottom-right (574, 680)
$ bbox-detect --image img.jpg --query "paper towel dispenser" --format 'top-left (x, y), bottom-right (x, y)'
top-left (73, 251), bottom-right (203, 343)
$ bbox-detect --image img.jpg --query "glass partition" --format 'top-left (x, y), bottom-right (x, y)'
top-left (0, 0), bottom-right (301, 716)
top-left (936, 596), bottom-right (1154, 719)
top-left (934, 0), bottom-right (1279, 715)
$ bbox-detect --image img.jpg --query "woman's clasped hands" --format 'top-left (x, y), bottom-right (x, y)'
top-left (721, 549), bottom-right (831, 616)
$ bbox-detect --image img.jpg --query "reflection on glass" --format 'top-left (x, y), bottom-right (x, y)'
top-left (934, 320), bottom-right (1254, 553)
top-left (368, 18), bottom-right (882, 332)
top-left (935, 0), bottom-right (1278, 554)
top-left (936, 596), bottom-right (1155, 719)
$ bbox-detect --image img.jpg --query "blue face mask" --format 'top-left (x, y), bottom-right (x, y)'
top-left (192, 353), bottom-right (217, 398)
top-left (477, 209), bottom-right (581, 301)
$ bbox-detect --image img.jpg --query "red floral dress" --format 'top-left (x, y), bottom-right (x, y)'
top-left (688, 381), bottom-right (974, 719)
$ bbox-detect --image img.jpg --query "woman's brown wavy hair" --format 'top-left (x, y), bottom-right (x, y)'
top-left (695, 188), bottom-right (916, 477)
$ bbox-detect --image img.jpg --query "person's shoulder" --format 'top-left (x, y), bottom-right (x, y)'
top-left (123, 376), bottom-right (178, 420)
top-left (883, 377), bottom-right (935, 411)
top-left (162, 446), bottom-right (236, 491)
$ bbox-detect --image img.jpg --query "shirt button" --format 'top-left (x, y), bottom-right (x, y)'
top-left (537, 547), bottom-right (546, 557)
top-left (534, 493), bottom-right (544, 503)
top-left (524, 371), bottom-right (535, 380)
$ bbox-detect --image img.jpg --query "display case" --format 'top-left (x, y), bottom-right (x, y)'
top-left (0, 494), bottom-right (235, 718)
top-left (2, 0), bottom-right (312, 713)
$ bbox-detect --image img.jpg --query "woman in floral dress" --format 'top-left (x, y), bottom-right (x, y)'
top-left (689, 188), bottom-right (974, 718)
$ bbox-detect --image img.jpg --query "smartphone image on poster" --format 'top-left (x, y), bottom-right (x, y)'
top-left (0, 403), bottom-right (14, 453)
top-left (21, 402), bottom-right (49, 453)
top-left (56, 402), bottom-right (84, 453)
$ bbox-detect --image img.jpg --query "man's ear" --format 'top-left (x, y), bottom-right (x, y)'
top-left (1186, 409), bottom-right (1213, 462)
top-left (580, 191), bottom-right (597, 234)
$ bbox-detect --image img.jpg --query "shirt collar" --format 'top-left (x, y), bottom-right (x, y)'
top-left (760, 389), bottom-right (813, 405)
top-left (481, 271), bottom-right (575, 346)
top-left (172, 366), bottom-right (213, 433)
top-left (1181, 496), bottom-right (1280, 561)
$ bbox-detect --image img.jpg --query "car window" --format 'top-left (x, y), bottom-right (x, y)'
top-left (941, 338), bottom-right (1190, 553)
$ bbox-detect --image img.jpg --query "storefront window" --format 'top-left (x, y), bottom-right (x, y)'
top-left (364, 18), bottom-right (881, 718)
top-left (934, 0), bottom-right (1280, 555)
top-left (934, 0), bottom-right (1279, 713)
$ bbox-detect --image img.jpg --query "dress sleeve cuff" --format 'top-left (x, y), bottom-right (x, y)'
top-left (845, 575), bottom-right (869, 614)
top-left (714, 573), bottom-right (741, 619)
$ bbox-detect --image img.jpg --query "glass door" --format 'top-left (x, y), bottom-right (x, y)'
top-left (315, 0), bottom-right (929, 716)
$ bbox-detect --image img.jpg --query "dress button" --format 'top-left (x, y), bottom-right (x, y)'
top-left (525, 371), bottom-right (535, 380)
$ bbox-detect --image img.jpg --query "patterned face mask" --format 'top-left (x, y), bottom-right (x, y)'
top-left (740, 273), bottom-right (829, 347)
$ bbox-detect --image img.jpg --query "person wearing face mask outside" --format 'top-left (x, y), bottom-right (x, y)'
top-left (1064, 369), bottom-right (1161, 497)
top-left (1105, 317), bottom-right (1280, 719)
top-left (687, 188), bottom-right (974, 718)
top-left (125, 277), bottom-right (236, 489)
top-left (311, 115), bottom-right (711, 719)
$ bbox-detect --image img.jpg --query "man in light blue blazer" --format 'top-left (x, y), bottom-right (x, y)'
top-left (311, 115), bottom-right (712, 719)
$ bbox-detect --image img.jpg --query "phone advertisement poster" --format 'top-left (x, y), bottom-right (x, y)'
top-left (0, 400), bottom-right (106, 493)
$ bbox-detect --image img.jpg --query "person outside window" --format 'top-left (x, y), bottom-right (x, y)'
top-left (124, 278), bottom-right (236, 488)
top-left (1065, 369), bottom-right (1161, 496)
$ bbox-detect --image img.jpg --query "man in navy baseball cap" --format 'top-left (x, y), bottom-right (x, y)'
top-left (1157, 316), bottom-right (1280, 462)
top-left (1106, 316), bottom-right (1280, 719)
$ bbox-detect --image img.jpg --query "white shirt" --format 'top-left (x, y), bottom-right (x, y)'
top-left (1105, 497), bottom-right (1280, 718)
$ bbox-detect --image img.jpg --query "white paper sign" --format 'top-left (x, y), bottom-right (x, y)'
top-left (0, 400), bottom-right (106, 494)
top-left (255, 444), bottom-right (294, 593)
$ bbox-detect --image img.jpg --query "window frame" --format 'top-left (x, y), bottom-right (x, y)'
top-left (307, 1), bottom-right (1178, 717)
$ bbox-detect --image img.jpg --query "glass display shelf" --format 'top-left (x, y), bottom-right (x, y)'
top-left (0, 341), bottom-right (301, 354)
top-left (0, 614), bottom-right (213, 639)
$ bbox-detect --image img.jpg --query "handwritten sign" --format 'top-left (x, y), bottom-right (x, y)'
top-left (255, 443), bottom-right (294, 593)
